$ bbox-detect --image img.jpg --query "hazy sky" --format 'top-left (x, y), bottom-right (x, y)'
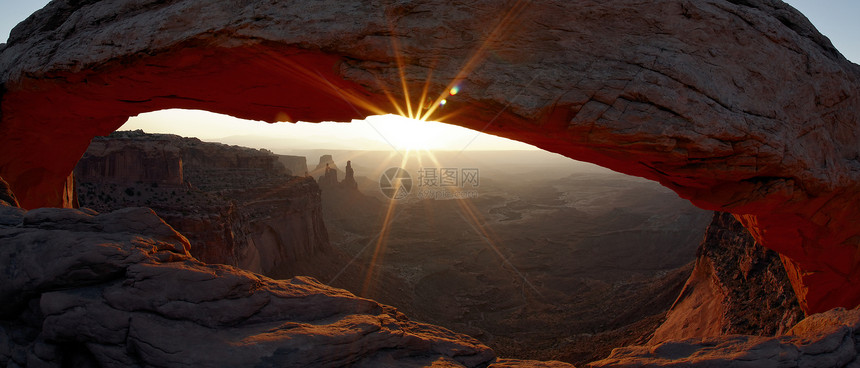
top-left (2, 1), bottom-right (857, 151)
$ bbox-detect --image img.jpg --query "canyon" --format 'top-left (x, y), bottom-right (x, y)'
top-left (3, 0), bottom-right (860, 366)
top-left (75, 130), bottom-right (330, 277)
top-left (2, 168), bottom-right (859, 367)
top-left (71, 132), bottom-right (713, 364)
top-left (67, 132), bottom-right (804, 365)
top-left (0, 194), bottom-right (501, 368)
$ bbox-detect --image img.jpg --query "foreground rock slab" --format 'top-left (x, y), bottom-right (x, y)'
top-left (5, 186), bottom-right (860, 366)
top-left (0, 203), bottom-right (494, 367)
top-left (591, 308), bottom-right (860, 368)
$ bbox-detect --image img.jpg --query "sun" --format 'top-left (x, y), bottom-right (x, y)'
top-left (364, 114), bottom-right (448, 151)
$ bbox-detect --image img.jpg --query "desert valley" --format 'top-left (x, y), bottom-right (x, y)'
top-left (62, 129), bottom-right (801, 365)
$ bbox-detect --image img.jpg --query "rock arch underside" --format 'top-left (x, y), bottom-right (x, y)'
top-left (2, 0), bottom-right (860, 359)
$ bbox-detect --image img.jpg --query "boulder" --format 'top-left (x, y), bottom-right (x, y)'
top-left (0, 200), bottom-right (494, 367)
top-left (591, 308), bottom-right (860, 368)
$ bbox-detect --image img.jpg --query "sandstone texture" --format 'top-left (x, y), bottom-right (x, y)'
top-left (0, 197), bottom-right (496, 368)
top-left (0, 177), bottom-right (19, 207)
top-left (75, 131), bottom-right (330, 277)
top-left (651, 211), bottom-right (804, 342)
top-left (591, 307), bottom-right (860, 368)
top-left (6, 183), bottom-right (860, 367)
top-left (75, 133), bottom-right (185, 186)
top-left (1, 0), bottom-right (859, 316)
top-left (491, 360), bottom-right (576, 368)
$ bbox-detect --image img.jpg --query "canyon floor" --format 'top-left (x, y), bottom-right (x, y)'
top-left (311, 151), bottom-right (713, 365)
top-left (71, 135), bottom-right (713, 364)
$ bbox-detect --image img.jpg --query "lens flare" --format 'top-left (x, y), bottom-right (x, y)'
top-left (322, 0), bottom-right (533, 296)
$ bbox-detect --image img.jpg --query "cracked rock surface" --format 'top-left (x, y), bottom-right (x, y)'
top-left (591, 308), bottom-right (860, 368)
top-left (650, 212), bottom-right (804, 343)
top-left (0, 200), bottom-right (495, 368)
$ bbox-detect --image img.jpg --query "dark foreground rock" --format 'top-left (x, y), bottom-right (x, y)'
top-left (0, 202), bottom-right (494, 367)
top-left (4, 183), bottom-right (860, 367)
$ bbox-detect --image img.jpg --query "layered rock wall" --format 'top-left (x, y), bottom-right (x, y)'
top-left (278, 154), bottom-right (309, 176)
top-left (75, 131), bottom-right (329, 276)
top-left (76, 142), bottom-right (183, 186)
top-left (234, 177), bottom-right (329, 275)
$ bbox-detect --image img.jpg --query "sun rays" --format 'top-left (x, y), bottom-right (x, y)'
top-left (298, 1), bottom-right (538, 299)
top-left (360, 148), bottom-right (412, 295)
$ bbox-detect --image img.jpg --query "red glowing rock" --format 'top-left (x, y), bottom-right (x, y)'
top-left (2, 0), bottom-right (860, 314)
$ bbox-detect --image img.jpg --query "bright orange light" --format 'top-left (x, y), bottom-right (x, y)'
top-left (352, 1), bottom-right (532, 296)
top-left (365, 114), bottom-right (447, 151)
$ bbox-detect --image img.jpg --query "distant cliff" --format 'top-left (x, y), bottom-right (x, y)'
top-left (278, 155), bottom-right (309, 176)
top-left (76, 135), bottom-right (184, 185)
top-left (75, 130), bottom-right (329, 277)
top-left (650, 212), bottom-right (804, 342)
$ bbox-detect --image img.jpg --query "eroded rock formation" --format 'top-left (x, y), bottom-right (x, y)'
top-left (651, 212), bottom-right (804, 342)
top-left (0, 198), bottom-right (496, 368)
top-left (279, 155), bottom-right (309, 177)
top-left (0, 177), bottom-right (19, 207)
top-left (591, 307), bottom-right (860, 368)
top-left (75, 131), bottom-right (330, 277)
top-left (342, 160), bottom-right (358, 190)
top-left (318, 163), bottom-right (339, 188)
top-left (1, 0), bottom-right (859, 315)
top-left (5, 186), bottom-right (860, 367)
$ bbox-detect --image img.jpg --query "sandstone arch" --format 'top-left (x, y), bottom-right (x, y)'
top-left (1, 0), bottom-right (859, 315)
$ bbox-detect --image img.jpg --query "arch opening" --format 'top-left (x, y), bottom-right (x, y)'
top-left (75, 109), bottom-right (724, 364)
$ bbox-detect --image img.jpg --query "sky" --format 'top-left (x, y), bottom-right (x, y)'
top-left (1, 0), bottom-right (858, 152)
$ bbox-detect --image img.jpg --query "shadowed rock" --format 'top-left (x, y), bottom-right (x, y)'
top-left (279, 155), bottom-right (309, 177)
top-left (74, 131), bottom-right (331, 277)
top-left (0, 201), bottom-right (495, 367)
top-left (342, 160), bottom-right (358, 190)
top-left (5, 198), bottom-right (860, 367)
